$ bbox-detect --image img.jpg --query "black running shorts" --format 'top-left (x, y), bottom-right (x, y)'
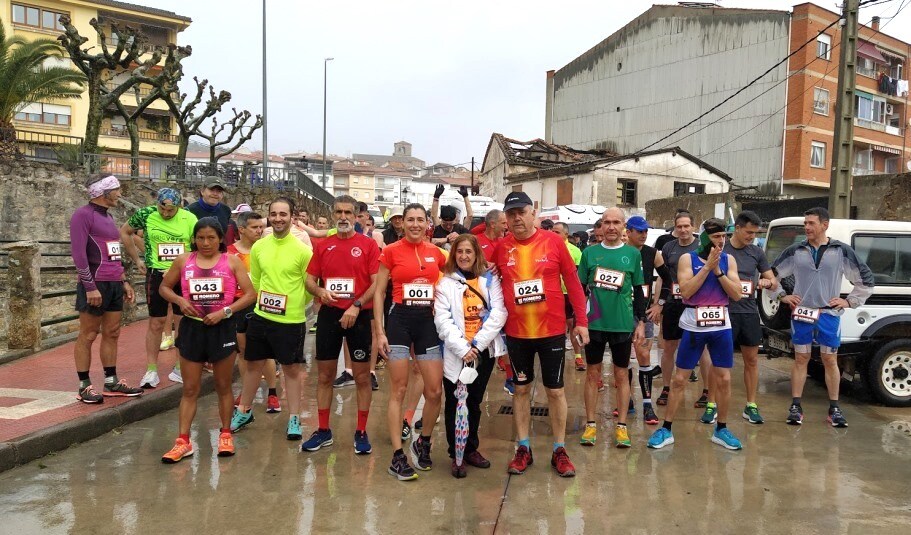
top-left (315, 306), bottom-right (374, 363)
top-left (234, 304), bottom-right (255, 334)
top-left (176, 317), bottom-right (238, 364)
top-left (661, 300), bottom-right (685, 341)
top-left (584, 330), bottom-right (633, 368)
top-left (244, 314), bottom-right (306, 365)
top-left (386, 304), bottom-right (441, 361)
top-left (75, 281), bottom-right (124, 316)
top-left (147, 269), bottom-right (182, 318)
top-left (505, 334), bottom-right (566, 389)
top-left (730, 313), bottom-right (763, 347)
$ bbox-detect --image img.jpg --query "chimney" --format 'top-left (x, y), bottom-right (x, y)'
top-left (872, 16), bottom-right (880, 31)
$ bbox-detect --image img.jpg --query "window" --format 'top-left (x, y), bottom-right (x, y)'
top-left (885, 157), bottom-right (899, 174)
top-left (352, 176), bottom-right (359, 184)
top-left (617, 179), bottom-right (637, 206)
top-left (852, 235), bottom-right (911, 285)
top-left (813, 87), bottom-right (830, 115)
top-left (854, 148), bottom-right (873, 171)
top-left (673, 182), bottom-right (705, 197)
top-left (817, 34), bottom-right (832, 60)
top-left (12, 3), bottom-right (66, 30)
top-left (855, 93), bottom-right (886, 124)
top-left (14, 102), bottom-right (70, 126)
top-left (810, 141), bottom-right (826, 168)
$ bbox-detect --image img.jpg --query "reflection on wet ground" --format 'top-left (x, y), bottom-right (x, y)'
top-left (1, 347), bottom-right (910, 534)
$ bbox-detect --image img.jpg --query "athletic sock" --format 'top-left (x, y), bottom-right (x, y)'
top-left (103, 366), bottom-right (117, 378)
top-left (420, 435), bottom-right (431, 444)
top-left (617, 423), bottom-right (627, 429)
top-left (706, 402), bottom-right (717, 409)
top-left (792, 397), bottom-right (802, 406)
top-left (219, 428), bottom-right (230, 434)
top-left (638, 366), bottom-right (654, 401)
top-left (746, 402), bottom-right (758, 408)
top-left (553, 442), bottom-right (565, 452)
top-left (716, 422), bottom-right (727, 431)
top-left (179, 433), bottom-right (190, 443)
top-left (404, 409), bottom-right (416, 425)
top-left (394, 448), bottom-right (404, 457)
top-left (318, 408), bottom-right (330, 429)
top-left (147, 364), bottom-right (158, 372)
top-left (662, 421), bottom-right (673, 431)
top-left (345, 368), bottom-right (352, 375)
top-left (517, 438), bottom-right (530, 448)
top-left (586, 421), bottom-right (596, 426)
top-left (357, 410), bottom-right (369, 432)
top-left (268, 388), bottom-right (277, 397)
top-left (77, 371), bottom-right (91, 382)
top-left (829, 400), bottom-right (839, 410)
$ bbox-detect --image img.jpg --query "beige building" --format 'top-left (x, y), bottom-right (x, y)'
top-left (332, 161), bottom-right (376, 205)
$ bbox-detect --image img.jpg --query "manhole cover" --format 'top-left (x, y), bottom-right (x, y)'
top-left (497, 405), bottom-right (549, 417)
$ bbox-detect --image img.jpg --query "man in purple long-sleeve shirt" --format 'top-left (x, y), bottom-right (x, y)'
top-left (70, 175), bottom-right (143, 403)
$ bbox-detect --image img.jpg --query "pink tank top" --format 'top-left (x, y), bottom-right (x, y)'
top-left (181, 252), bottom-right (237, 318)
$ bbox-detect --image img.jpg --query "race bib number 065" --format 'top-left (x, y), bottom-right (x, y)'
top-left (514, 279), bottom-right (544, 305)
top-left (695, 306), bottom-right (726, 328)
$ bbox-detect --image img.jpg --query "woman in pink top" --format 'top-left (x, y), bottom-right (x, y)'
top-left (159, 217), bottom-right (256, 463)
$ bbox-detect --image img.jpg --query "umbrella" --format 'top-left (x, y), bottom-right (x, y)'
top-left (454, 380), bottom-right (469, 467)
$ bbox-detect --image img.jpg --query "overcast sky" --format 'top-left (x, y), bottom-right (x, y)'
top-left (151, 0), bottom-right (911, 167)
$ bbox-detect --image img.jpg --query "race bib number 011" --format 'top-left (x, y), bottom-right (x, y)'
top-left (514, 278), bottom-right (544, 305)
top-left (157, 243), bottom-right (184, 262)
top-left (672, 283), bottom-right (682, 299)
top-left (695, 306), bottom-right (726, 328)
top-left (403, 283), bottom-right (433, 307)
top-left (189, 277), bottom-right (224, 302)
top-left (740, 280), bottom-right (754, 298)
top-left (106, 241), bottom-right (121, 261)
top-left (792, 306), bottom-right (820, 324)
top-left (594, 268), bottom-right (625, 291)
top-left (259, 291), bottom-right (288, 315)
top-left (326, 278), bottom-right (355, 299)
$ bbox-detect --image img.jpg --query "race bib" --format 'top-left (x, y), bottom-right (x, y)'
top-left (641, 284), bottom-right (651, 300)
top-left (514, 278), bottom-right (544, 305)
top-left (189, 277), bottom-right (224, 302)
top-left (259, 291), bottom-right (288, 315)
top-left (594, 268), bottom-right (625, 291)
top-left (672, 283), bottom-right (682, 299)
top-left (326, 278), bottom-right (355, 299)
top-left (740, 280), bottom-right (754, 299)
top-left (106, 241), bottom-right (121, 261)
top-left (403, 283), bottom-right (433, 307)
top-left (695, 306), bottom-right (726, 328)
top-left (157, 243), bottom-right (184, 262)
top-left (792, 306), bottom-right (820, 324)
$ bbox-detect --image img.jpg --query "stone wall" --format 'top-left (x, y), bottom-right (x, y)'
top-left (644, 193), bottom-right (738, 229)
top-left (854, 173), bottom-right (911, 221)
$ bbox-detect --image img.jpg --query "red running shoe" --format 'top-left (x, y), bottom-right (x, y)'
top-left (551, 447), bottom-right (576, 477)
top-left (507, 445), bottom-right (533, 474)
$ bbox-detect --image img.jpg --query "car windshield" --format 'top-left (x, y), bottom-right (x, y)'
top-left (765, 225), bottom-right (805, 262)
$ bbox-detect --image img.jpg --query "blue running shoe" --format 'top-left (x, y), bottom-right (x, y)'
top-left (701, 403), bottom-right (718, 424)
top-left (711, 427), bottom-right (743, 450)
top-left (647, 427), bottom-right (674, 449)
top-left (301, 429), bottom-right (333, 451)
top-left (354, 430), bottom-right (372, 455)
top-left (287, 415), bottom-right (302, 441)
top-left (503, 379), bottom-right (515, 396)
top-left (230, 408), bottom-right (254, 432)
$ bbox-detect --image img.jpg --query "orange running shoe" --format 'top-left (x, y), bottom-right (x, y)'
top-left (161, 438), bottom-right (194, 464)
top-left (217, 432), bottom-right (235, 457)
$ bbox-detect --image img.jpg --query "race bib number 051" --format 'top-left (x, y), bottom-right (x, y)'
top-left (259, 291), bottom-right (288, 315)
top-left (514, 279), bottom-right (544, 305)
top-left (792, 306), bottom-right (820, 324)
top-left (594, 268), bottom-right (625, 292)
top-left (157, 243), bottom-right (184, 262)
top-left (189, 277), bottom-right (224, 302)
top-left (403, 283), bottom-right (433, 307)
top-left (326, 278), bottom-right (355, 299)
top-left (695, 306), bottom-right (726, 328)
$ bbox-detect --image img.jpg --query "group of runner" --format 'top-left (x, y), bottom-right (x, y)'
top-left (69, 173), bottom-right (873, 478)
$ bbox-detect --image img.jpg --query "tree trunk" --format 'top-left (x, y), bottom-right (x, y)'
top-left (0, 122), bottom-right (20, 160)
top-left (127, 120), bottom-right (140, 177)
top-left (83, 77), bottom-right (104, 158)
top-left (209, 144), bottom-right (217, 165)
top-left (176, 132), bottom-right (190, 161)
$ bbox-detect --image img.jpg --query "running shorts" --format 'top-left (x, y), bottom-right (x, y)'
top-left (176, 317), bottom-right (238, 363)
top-left (791, 313), bottom-right (841, 350)
top-left (505, 334), bottom-right (566, 389)
top-left (244, 314), bottom-right (306, 365)
top-left (661, 300), bottom-right (685, 341)
top-left (730, 313), bottom-right (762, 347)
top-left (147, 269), bottom-right (181, 318)
top-left (75, 281), bottom-right (124, 316)
top-left (386, 304), bottom-right (441, 361)
top-left (585, 330), bottom-right (633, 368)
top-left (677, 329), bottom-right (734, 369)
top-left (315, 306), bottom-right (374, 363)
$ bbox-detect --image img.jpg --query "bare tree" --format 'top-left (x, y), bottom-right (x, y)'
top-left (198, 108), bottom-right (263, 165)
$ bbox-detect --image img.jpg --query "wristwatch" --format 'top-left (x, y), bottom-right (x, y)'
top-left (657, 299), bottom-right (666, 306)
top-left (353, 300), bottom-right (363, 308)
top-left (223, 307), bottom-right (233, 318)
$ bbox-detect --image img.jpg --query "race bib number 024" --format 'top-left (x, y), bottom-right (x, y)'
top-left (157, 243), bottom-right (184, 262)
top-left (259, 291), bottom-right (288, 315)
top-left (792, 306), bottom-right (820, 324)
top-left (594, 268), bottom-right (625, 292)
top-left (695, 306), bottom-right (726, 328)
top-left (403, 283), bottom-right (433, 307)
top-left (514, 279), bottom-right (544, 305)
top-left (326, 278), bottom-right (355, 299)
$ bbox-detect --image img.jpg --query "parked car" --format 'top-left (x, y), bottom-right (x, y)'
top-left (760, 217), bottom-right (911, 406)
top-left (538, 204), bottom-right (607, 235)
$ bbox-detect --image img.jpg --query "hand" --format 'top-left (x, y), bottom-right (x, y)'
top-left (828, 297), bottom-right (850, 310)
top-left (319, 288), bottom-right (339, 305)
top-left (572, 325), bottom-right (590, 346)
top-left (647, 303), bottom-right (663, 323)
top-left (376, 334), bottom-right (390, 359)
top-left (447, 232), bottom-right (459, 242)
top-left (340, 305), bottom-right (359, 329)
top-left (705, 247), bottom-right (721, 271)
top-left (123, 282), bottom-right (135, 304)
top-left (633, 322), bottom-right (645, 346)
top-left (177, 298), bottom-right (199, 318)
top-left (434, 184), bottom-right (445, 199)
top-left (487, 262), bottom-right (499, 277)
top-left (758, 278), bottom-right (771, 290)
top-left (86, 289), bottom-right (102, 307)
top-left (202, 309), bottom-right (226, 326)
top-left (458, 186), bottom-right (469, 198)
top-left (462, 347), bottom-right (479, 362)
top-left (780, 294), bottom-right (801, 307)
top-left (135, 258), bottom-right (147, 276)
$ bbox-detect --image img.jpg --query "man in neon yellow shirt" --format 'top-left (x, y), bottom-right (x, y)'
top-left (555, 222), bottom-right (584, 369)
top-left (231, 197), bottom-right (313, 441)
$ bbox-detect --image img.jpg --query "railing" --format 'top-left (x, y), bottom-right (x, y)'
top-left (853, 117), bottom-right (904, 136)
top-left (852, 168), bottom-right (877, 176)
top-left (857, 65), bottom-right (878, 78)
top-left (2, 128), bottom-right (84, 162)
top-left (100, 126), bottom-right (178, 143)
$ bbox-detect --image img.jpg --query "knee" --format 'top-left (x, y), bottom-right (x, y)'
top-left (671, 374), bottom-right (688, 390)
top-left (544, 388), bottom-right (565, 401)
top-left (714, 371), bottom-right (731, 388)
top-left (391, 383), bottom-right (408, 401)
top-left (214, 376), bottom-right (232, 393)
top-left (514, 384), bottom-right (531, 397)
top-left (353, 372), bottom-right (371, 387)
top-left (742, 354), bottom-right (758, 369)
top-left (821, 355), bottom-right (838, 367)
top-left (182, 383), bottom-right (201, 399)
top-left (425, 384), bottom-right (443, 402)
top-left (585, 366), bottom-right (601, 382)
top-left (317, 371), bottom-right (335, 386)
top-left (80, 328), bottom-right (99, 343)
top-left (794, 354), bottom-right (811, 366)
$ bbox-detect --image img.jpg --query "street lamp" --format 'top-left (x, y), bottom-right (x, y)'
top-left (322, 57), bottom-right (334, 189)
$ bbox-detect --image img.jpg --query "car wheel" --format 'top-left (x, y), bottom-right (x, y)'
top-left (866, 339), bottom-right (911, 407)
top-left (759, 288), bottom-right (790, 329)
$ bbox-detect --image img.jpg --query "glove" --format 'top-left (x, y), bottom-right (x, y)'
top-left (458, 186), bottom-right (468, 198)
top-left (434, 184), bottom-right (445, 199)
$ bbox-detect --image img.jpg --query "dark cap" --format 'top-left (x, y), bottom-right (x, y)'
top-left (503, 191), bottom-right (533, 211)
top-left (204, 176), bottom-right (226, 190)
top-left (440, 205), bottom-right (457, 221)
top-left (625, 216), bottom-right (649, 232)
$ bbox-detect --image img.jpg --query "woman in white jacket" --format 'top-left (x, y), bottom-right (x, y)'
top-left (434, 234), bottom-right (507, 478)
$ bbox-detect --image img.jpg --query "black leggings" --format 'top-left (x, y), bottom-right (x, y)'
top-left (442, 350), bottom-right (495, 459)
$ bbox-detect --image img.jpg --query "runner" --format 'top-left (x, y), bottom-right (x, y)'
top-left (187, 178), bottom-right (234, 244)
top-left (303, 195), bottom-right (380, 454)
top-left (374, 203), bottom-right (447, 481)
top-left (315, 215), bottom-right (330, 231)
top-left (159, 217), bottom-right (256, 462)
top-left (554, 222), bottom-right (585, 371)
top-left (772, 207), bottom-right (874, 427)
top-left (648, 219), bottom-right (744, 450)
top-left (381, 206), bottom-right (405, 246)
top-left (434, 234), bottom-right (506, 477)
top-left (230, 197), bottom-right (313, 441)
top-left (121, 188), bottom-right (197, 388)
top-left (431, 185), bottom-right (473, 249)
top-left (577, 208), bottom-right (647, 448)
top-left (494, 192), bottom-right (589, 477)
top-left (298, 209), bottom-right (310, 226)
top-left (70, 175), bottom-right (142, 403)
top-left (475, 209), bottom-right (513, 395)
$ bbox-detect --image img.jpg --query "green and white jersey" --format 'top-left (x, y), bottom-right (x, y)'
top-left (126, 206), bottom-right (197, 270)
top-left (577, 243), bottom-right (643, 333)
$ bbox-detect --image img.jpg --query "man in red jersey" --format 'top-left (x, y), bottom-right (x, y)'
top-left (476, 209), bottom-right (506, 263)
top-left (493, 192), bottom-right (589, 478)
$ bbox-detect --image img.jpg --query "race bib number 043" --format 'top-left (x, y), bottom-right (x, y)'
top-left (403, 283), bottom-right (433, 307)
top-left (189, 277), bottom-right (224, 302)
top-left (326, 278), bottom-right (355, 299)
top-left (792, 306), bottom-right (820, 324)
top-left (514, 279), bottom-right (544, 305)
top-left (695, 306), bottom-right (726, 328)
top-left (259, 291), bottom-right (288, 315)
top-left (594, 268), bottom-right (625, 292)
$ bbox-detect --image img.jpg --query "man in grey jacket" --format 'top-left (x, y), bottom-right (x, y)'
top-left (772, 207), bottom-right (874, 428)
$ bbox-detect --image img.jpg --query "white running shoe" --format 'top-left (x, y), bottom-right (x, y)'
top-left (140, 370), bottom-right (160, 389)
top-left (168, 367), bottom-right (183, 384)
top-left (159, 335), bottom-right (175, 351)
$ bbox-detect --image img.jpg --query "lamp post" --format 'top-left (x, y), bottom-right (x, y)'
top-left (322, 57), bottom-right (334, 189)
top-left (262, 0), bottom-right (268, 185)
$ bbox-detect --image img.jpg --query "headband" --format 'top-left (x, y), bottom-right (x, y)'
top-left (157, 188), bottom-right (181, 206)
top-left (87, 175), bottom-right (120, 199)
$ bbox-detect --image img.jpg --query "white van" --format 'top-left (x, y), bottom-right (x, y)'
top-left (760, 217), bottom-right (911, 406)
top-left (439, 191), bottom-right (503, 228)
top-left (538, 204), bottom-right (607, 235)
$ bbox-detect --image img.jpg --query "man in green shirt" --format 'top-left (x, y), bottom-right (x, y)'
top-left (121, 188), bottom-right (197, 389)
top-left (576, 207), bottom-right (647, 448)
top-left (554, 222), bottom-right (585, 370)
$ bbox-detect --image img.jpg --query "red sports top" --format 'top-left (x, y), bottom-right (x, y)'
top-left (475, 232), bottom-right (501, 263)
top-left (307, 232), bottom-right (380, 310)
top-left (226, 243), bottom-right (251, 298)
top-left (494, 228), bottom-right (588, 338)
top-left (379, 239), bottom-right (446, 306)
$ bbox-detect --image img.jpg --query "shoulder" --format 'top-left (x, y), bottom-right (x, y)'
top-left (131, 205), bottom-right (156, 221)
top-left (180, 209), bottom-right (198, 223)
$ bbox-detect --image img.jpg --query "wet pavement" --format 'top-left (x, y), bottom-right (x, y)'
top-left (1, 338), bottom-right (911, 534)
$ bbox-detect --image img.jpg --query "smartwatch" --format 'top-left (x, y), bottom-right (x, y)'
top-left (353, 300), bottom-right (363, 308)
top-left (223, 307), bottom-right (233, 318)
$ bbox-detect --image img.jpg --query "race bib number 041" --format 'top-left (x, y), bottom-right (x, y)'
top-left (326, 278), bottom-right (355, 299)
top-left (792, 306), bottom-right (820, 324)
top-left (695, 306), bottom-right (726, 328)
top-left (157, 243), bottom-right (184, 262)
top-left (594, 268), bottom-right (625, 292)
top-left (259, 291), bottom-right (288, 315)
top-left (514, 279), bottom-right (544, 305)
top-left (403, 283), bottom-right (433, 307)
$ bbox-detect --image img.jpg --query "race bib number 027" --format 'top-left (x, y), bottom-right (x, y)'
top-left (259, 291), bottom-right (288, 315)
top-left (594, 268), bottom-right (625, 292)
top-left (792, 306), bottom-right (820, 324)
top-left (695, 306), bottom-right (726, 328)
top-left (326, 278), bottom-right (355, 299)
top-left (514, 279), bottom-right (544, 305)
top-left (403, 283), bottom-right (433, 307)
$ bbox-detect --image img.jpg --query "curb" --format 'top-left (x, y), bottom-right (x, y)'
top-left (0, 374), bottom-right (215, 473)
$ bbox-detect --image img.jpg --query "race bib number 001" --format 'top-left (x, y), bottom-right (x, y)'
top-left (740, 280), bottom-right (754, 299)
top-left (259, 291), bottom-right (288, 315)
top-left (326, 278), bottom-right (355, 299)
top-left (514, 278), bottom-right (544, 305)
top-left (594, 268), bottom-right (625, 291)
top-left (672, 283), bottom-right (682, 299)
top-left (792, 306), bottom-right (820, 324)
top-left (403, 283), bottom-right (433, 307)
top-left (695, 306), bottom-right (726, 328)
top-left (106, 241), bottom-right (121, 261)
top-left (189, 277), bottom-right (224, 302)
top-left (157, 243), bottom-right (184, 262)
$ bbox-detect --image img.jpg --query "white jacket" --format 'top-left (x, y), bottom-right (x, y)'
top-left (434, 270), bottom-right (508, 383)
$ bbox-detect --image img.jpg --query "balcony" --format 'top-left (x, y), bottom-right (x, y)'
top-left (102, 39), bottom-right (170, 56)
top-left (103, 83), bottom-right (156, 98)
top-left (100, 125), bottom-right (178, 143)
top-left (854, 117), bottom-right (903, 136)
top-left (852, 168), bottom-right (877, 176)
top-left (375, 179), bottom-right (396, 190)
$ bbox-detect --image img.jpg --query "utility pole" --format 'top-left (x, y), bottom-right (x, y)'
top-left (470, 157), bottom-right (475, 195)
top-left (262, 0), bottom-right (268, 185)
top-left (828, 0), bottom-right (859, 219)
top-left (322, 57), bottom-right (334, 189)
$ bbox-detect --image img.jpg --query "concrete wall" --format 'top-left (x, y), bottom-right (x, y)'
top-left (548, 6), bottom-right (790, 189)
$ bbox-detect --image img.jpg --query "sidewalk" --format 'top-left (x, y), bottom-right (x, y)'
top-left (0, 322), bottom-right (209, 472)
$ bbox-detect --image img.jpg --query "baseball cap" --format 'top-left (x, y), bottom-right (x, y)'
top-left (232, 203), bottom-right (252, 214)
top-left (503, 191), bottom-right (533, 211)
top-left (204, 177), bottom-right (226, 190)
top-left (626, 216), bottom-right (649, 232)
top-left (440, 205), bottom-right (457, 221)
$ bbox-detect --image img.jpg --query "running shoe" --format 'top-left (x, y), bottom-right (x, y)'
top-left (711, 427), bottom-right (743, 450)
top-left (266, 394), bottom-right (282, 413)
top-left (301, 429), bottom-right (333, 451)
top-left (700, 403), bottom-right (718, 424)
top-left (694, 391), bottom-right (708, 408)
top-left (742, 404), bottom-right (764, 424)
top-left (140, 370), bottom-right (160, 389)
top-left (375, 357), bottom-right (386, 370)
top-left (786, 404), bottom-right (803, 426)
top-left (409, 436), bottom-right (433, 471)
top-left (287, 415), bottom-right (302, 440)
top-left (465, 451), bottom-right (490, 468)
top-left (827, 407), bottom-right (848, 428)
top-left (580, 423), bottom-right (597, 446)
top-left (689, 370), bottom-right (698, 382)
top-left (77, 384), bottom-right (103, 404)
top-left (388, 451), bottom-right (418, 481)
top-left (371, 373), bottom-right (379, 391)
top-left (507, 445), bottom-right (533, 474)
top-left (451, 459), bottom-right (467, 479)
top-left (161, 438), bottom-right (194, 463)
top-left (551, 447), bottom-right (576, 477)
top-left (333, 370), bottom-right (355, 388)
top-left (230, 408), bottom-right (254, 432)
top-left (234, 394), bottom-right (241, 408)
top-left (656, 387), bottom-right (670, 406)
top-left (217, 432), bottom-right (235, 457)
top-left (565, 338), bottom-right (574, 350)
top-left (615, 426), bottom-right (632, 448)
top-left (612, 399), bottom-right (635, 418)
top-left (159, 334), bottom-right (174, 351)
top-left (643, 404), bottom-right (660, 425)
top-left (354, 430), bottom-right (372, 455)
top-left (597, 379), bottom-right (605, 392)
top-left (414, 418), bottom-right (423, 430)
top-left (575, 356), bottom-right (586, 371)
top-left (503, 379), bottom-right (515, 396)
top-left (647, 427), bottom-right (674, 449)
top-left (401, 419), bottom-right (412, 441)
top-left (103, 378), bottom-right (143, 397)
top-left (168, 367), bottom-right (183, 384)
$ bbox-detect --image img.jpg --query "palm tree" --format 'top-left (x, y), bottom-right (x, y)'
top-left (0, 18), bottom-right (86, 158)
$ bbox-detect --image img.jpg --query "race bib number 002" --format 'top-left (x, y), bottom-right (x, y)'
top-left (740, 280), bottom-right (754, 299)
top-left (695, 306), bottom-right (726, 328)
top-left (514, 279), bottom-right (544, 305)
top-left (157, 243), bottom-right (184, 262)
top-left (259, 291), bottom-right (288, 315)
top-left (792, 306), bottom-right (820, 324)
top-left (403, 283), bottom-right (433, 307)
top-left (106, 241), bottom-right (121, 261)
top-left (326, 278), bottom-right (355, 299)
top-left (189, 277), bottom-right (224, 302)
top-left (594, 268), bottom-right (625, 292)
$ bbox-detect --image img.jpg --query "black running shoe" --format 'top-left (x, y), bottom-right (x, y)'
top-left (786, 404), bottom-right (803, 425)
top-left (656, 387), bottom-right (670, 406)
top-left (689, 370), bottom-right (698, 382)
top-left (409, 436), bottom-right (433, 471)
top-left (694, 390), bottom-right (709, 408)
top-left (401, 419), bottom-right (411, 441)
top-left (827, 407), bottom-right (848, 428)
top-left (388, 451), bottom-right (418, 481)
